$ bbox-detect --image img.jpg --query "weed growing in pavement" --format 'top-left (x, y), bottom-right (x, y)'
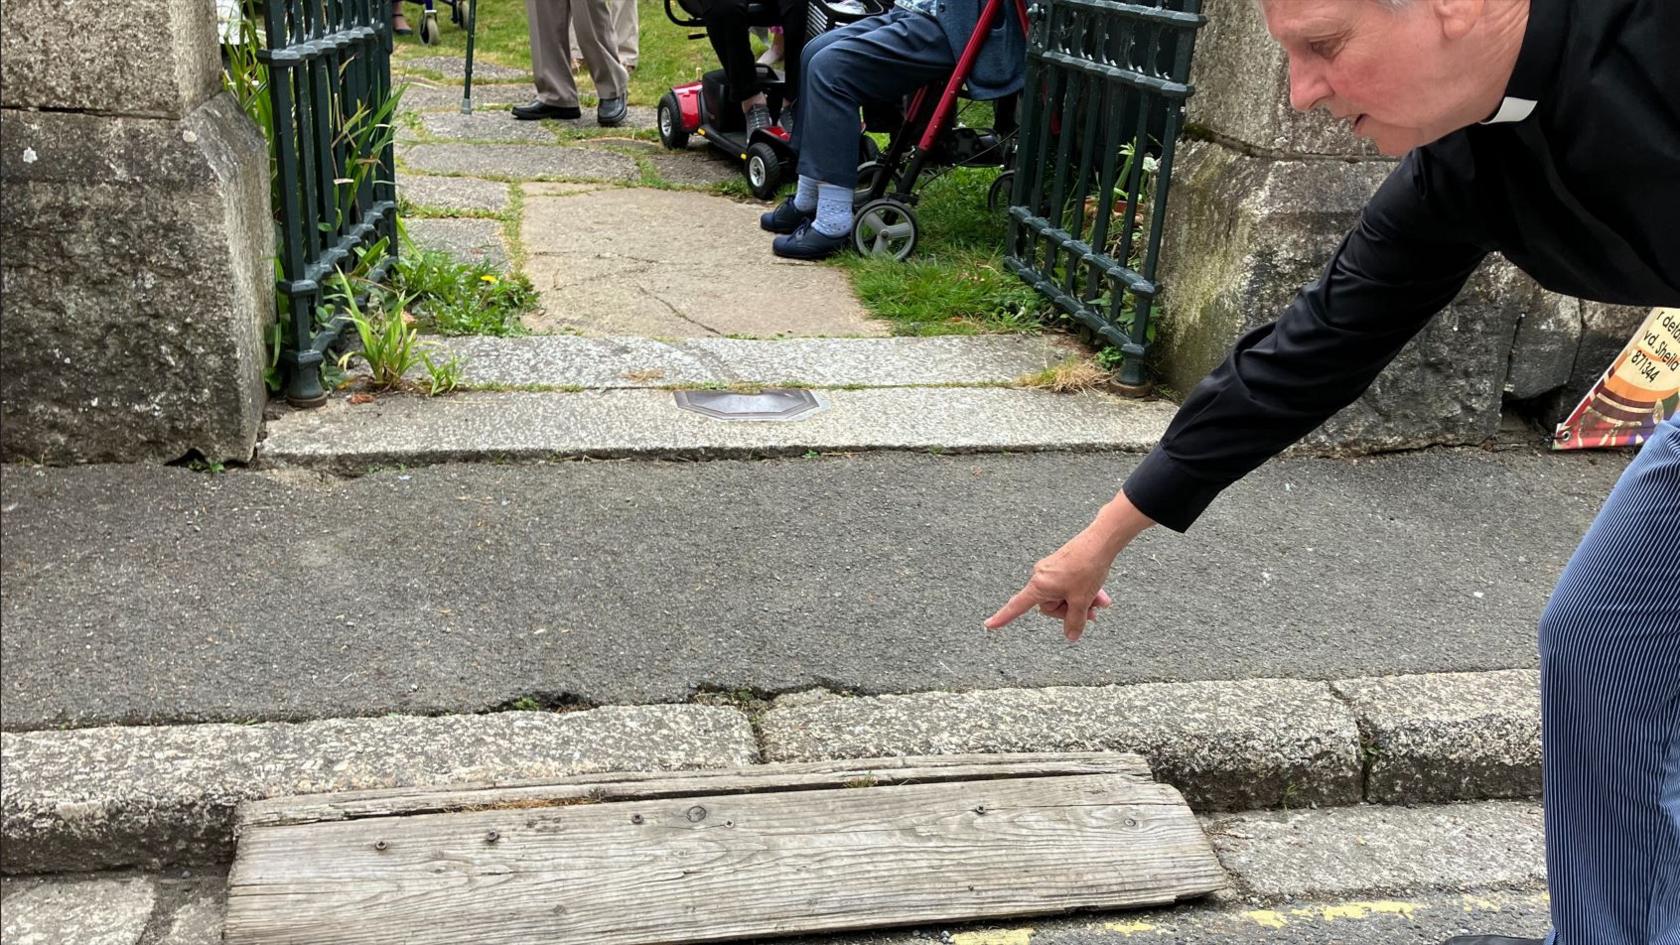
top-left (392, 248), bottom-right (538, 336)
top-left (1017, 356), bottom-right (1110, 393)
top-left (420, 350), bottom-right (466, 395)
top-left (334, 276), bottom-right (425, 389)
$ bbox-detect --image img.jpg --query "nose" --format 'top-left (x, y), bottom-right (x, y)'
top-left (1287, 55), bottom-right (1330, 113)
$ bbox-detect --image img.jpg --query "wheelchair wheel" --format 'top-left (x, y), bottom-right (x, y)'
top-left (852, 198), bottom-right (919, 261)
top-left (854, 160), bottom-right (898, 206)
top-left (987, 170), bottom-right (1015, 212)
top-left (859, 134), bottom-right (881, 165)
top-left (657, 94), bottom-right (689, 150)
top-left (419, 8), bottom-right (440, 43)
top-left (746, 142), bottom-right (783, 200)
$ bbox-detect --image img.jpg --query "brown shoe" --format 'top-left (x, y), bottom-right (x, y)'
top-left (391, 5), bottom-right (412, 33)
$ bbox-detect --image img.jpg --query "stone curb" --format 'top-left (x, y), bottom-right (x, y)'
top-left (760, 680), bottom-right (1364, 811)
top-left (0, 705), bottom-right (757, 875)
top-left (1331, 669), bottom-right (1541, 803)
top-left (0, 671), bottom-right (1543, 876)
top-left (760, 670), bottom-right (1543, 812)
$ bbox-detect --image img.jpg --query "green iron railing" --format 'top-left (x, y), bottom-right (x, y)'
top-left (1005, 0), bottom-right (1203, 391)
top-left (260, 0), bottom-right (400, 406)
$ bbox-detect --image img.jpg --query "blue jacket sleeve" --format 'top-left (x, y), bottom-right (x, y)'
top-left (1123, 146), bottom-right (1490, 532)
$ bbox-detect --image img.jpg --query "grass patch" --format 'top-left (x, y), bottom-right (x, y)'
top-left (390, 0), bottom-right (713, 107)
top-left (839, 166), bottom-right (1041, 335)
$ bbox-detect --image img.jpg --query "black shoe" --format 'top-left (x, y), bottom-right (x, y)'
top-left (512, 100), bottom-right (581, 121)
top-left (760, 197), bottom-right (814, 234)
top-left (597, 98), bottom-right (628, 127)
top-left (772, 221), bottom-right (849, 260)
top-left (1443, 937), bottom-right (1544, 945)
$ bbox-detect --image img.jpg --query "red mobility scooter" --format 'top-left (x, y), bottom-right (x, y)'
top-left (656, 0), bottom-right (888, 199)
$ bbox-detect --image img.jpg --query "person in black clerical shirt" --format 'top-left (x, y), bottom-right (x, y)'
top-left (987, 2), bottom-right (1678, 943)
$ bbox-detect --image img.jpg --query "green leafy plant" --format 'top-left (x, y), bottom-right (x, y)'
top-left (334, 275), bottom-right (424, 389)
top-left (420, 350), bottom-right (465, 395)
top-left (393, 247), bottom-right (538, 336)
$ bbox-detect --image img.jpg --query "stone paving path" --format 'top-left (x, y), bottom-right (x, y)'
top-left (390, 55), bottom-right (869, 338)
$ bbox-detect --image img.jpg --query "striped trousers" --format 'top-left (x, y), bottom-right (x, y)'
top-left (1541, 413), bottom-right (1680, 945)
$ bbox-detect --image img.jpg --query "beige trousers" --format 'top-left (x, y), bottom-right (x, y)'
top-left (526, 0), bottom-right (628, 107)
top-left (570, 0), bottom-right (638, 67)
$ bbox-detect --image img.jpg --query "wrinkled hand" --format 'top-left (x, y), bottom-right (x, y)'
top-left (985, 493), bottom-right (1154, 642)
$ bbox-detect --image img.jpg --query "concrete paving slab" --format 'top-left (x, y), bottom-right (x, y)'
top-left (0, 706), bottom-right (756, 872)
top-left (0, 872), bottom-right (156, 944)
top-left (1206, 801), bottom-right (1545, 900)
top-left (402, 143), bottom-right (639, 182)
top-left (395, 56), bottom-right (530, 82)
top-left (522, 181), bottom-right (615, 197)
top-left (757, 680), bottom-right (1361, 810)
top-left (1332, 671), bottom-right (1541, 804)
top-left (418, 110), bottom-right (559, 143)
top-left (521, 188), bottom-right (881, 336)
top-left (649, 151), bottom-right (743, 187)
top-left (400, 175), bottom-right (513, 214)
top-left (149, 874), bottom-right (227, 945)
top-left (0, 448), bottom-right (1622, 728)
top-left (402, 82), bottom-right (534, 111)
top-left (404, 217), bottom-right (509, 269)
top-left (256, 387), bottom-right (1177, 470)
top-left (413, 334), bottom-right (1082, 388)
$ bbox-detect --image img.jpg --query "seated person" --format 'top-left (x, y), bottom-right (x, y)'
top-left (690, 0), bottom-right (809, 133)
top-left (761, 0), bottom-right (1025, 259)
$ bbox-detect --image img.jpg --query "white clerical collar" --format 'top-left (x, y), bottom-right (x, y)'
top-left (1481, 96), bottom-right (1539, 125)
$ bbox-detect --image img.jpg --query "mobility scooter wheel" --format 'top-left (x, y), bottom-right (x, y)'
top-left (852, 198), bottom-right (919, 261)
top-left (987, 170), bottom-right (1015, 212)
top-left (657, 94), bottom-right (689, 149)
top-left (419, 8), bottom-right (440, 43)
top-left (746, 142), bottom-right (783, 200)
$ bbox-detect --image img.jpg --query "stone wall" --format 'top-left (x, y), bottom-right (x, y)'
top-left (1, 0), bottom-right (272, 463)
top-left (1155, 0), bottom-right (1647, 451)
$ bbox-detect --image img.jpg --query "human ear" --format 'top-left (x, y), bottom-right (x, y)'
top-left (1433, 0), bottom-right (1484, 41)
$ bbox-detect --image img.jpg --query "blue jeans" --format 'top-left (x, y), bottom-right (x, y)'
top-left (1540, 413), bottom-right (1680, 944)
top-left (791, 8), bottom-right (953, 189)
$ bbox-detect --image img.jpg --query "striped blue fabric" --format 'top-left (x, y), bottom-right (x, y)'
top-left (1539, 413), bottom-right (1680, 945)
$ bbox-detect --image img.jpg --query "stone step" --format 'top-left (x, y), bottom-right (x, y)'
top-left (408, 334), bottom-right (1086, 389)
top-left (259, 386), bottom-right (1176, 471)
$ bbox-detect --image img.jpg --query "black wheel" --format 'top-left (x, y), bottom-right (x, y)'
top-left (851, 198), bottom-right (919, 261)
top-left (745, 142), bottom-right (782, 200)
top-left (419, 9), bottom-right (440, 43)
top-left (853, 159), bottom-right (898, 206)
top-left (657, 94), bottom-right (689, 150)
top-left (987, 170), bottom-right (1015, 212)
top-left (858, 134), bottom-right (881, 165)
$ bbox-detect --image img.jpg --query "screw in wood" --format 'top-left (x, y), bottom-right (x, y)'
top-left (686, 806), bottom-right (707, 823)
top-left (973, 805), bottom-right (987, 815)
top-left (485, 830), bottom-right (501, 843)
top-left (373, 840), bottom-right (388, 851)
top-left (630, 813), bottom-right (645, 824)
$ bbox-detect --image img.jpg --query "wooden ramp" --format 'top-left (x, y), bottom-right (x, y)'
top-left (225, 752), bottom-right (1225, 945)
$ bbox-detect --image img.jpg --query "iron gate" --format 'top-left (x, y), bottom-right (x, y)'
top-left (1004, 0), bottom-right (1204, 390)
top-left (260, 0), bottom-right (400, 406)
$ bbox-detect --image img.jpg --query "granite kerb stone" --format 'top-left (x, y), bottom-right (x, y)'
top-left (1331, 670), bottom-right (1542, 804)
top-left (0, 706), bottom-right (758, 874)
top-left (758, 678), bottom-right (1365, 811)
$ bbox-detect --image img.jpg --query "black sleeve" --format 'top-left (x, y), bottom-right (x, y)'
top-left (1123, 147), bottom-right (1490, 532)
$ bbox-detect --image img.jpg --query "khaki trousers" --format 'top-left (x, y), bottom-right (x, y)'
top-left (527, 0), bottom-right (628, 107)
top-left (571, 0), bottom-right (638, 67)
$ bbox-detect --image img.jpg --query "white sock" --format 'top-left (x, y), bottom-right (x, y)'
top-left (813, 183), bottom-right (852, 237)
top-left (794, 176), bottom-right (818, 212)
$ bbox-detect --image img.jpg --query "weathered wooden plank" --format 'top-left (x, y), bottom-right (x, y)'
top-left (237, 752), bottom-right (1156, 830)
top-left (225, 772), bottom-right (1223, 945)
